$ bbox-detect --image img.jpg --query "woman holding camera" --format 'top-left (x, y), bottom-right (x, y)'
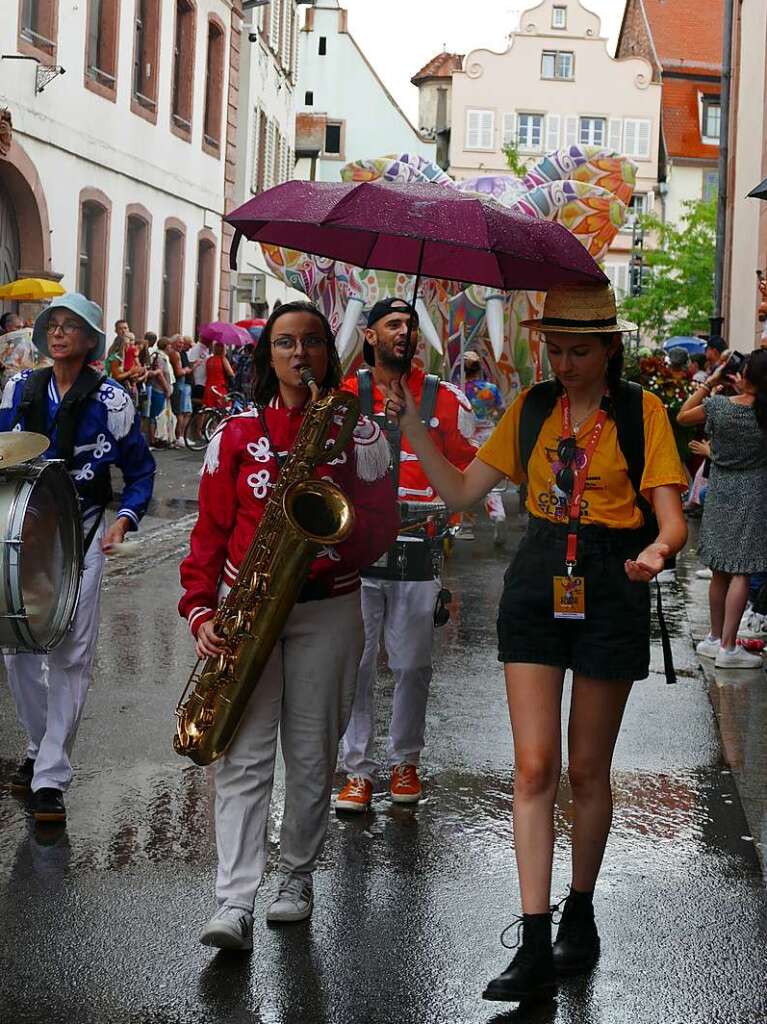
top-left (678, 349), bottom-right (767, 668)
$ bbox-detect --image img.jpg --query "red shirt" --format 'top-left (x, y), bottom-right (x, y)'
top-left (342, 367), bottom-right (477, 503)
top-left (179, 397), bottom-right (398, 636)
top-left (123, 344), bottom-right (138, 372)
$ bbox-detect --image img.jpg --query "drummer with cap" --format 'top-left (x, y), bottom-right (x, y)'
top-left (0, 293), bottom-right (155, 823)
top-left (335, 297), bottom-right (476, 810)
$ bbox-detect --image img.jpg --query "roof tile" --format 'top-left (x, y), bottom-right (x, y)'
top-left (411, 51), bottom-right (464, 85)
top-left (663, 76), bottom-right (721, 159)
top-left (643, 0), bottom-right (725, 70)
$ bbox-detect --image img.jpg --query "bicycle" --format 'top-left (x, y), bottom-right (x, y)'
top-left (184, 389), bottom-right (249, 451)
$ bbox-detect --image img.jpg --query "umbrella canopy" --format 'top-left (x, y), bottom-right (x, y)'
top-left (235, 318), bottom-right (267, 329)
top-left (199, 321), bottom-right (253, 347)
top-left (748, 178), bottom-right (767, 201)
top-left (227, 180), bottom-right (607, 293)
top-left (662, 336), bottom-right (707, 355)
top-left (0, 278), bottom-right (66, 302)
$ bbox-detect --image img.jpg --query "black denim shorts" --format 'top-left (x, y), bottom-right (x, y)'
top-left (497, 518), bottom-right (652, 681)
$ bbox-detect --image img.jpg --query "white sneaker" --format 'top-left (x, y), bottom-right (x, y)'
top-left (695, 568), bottom-right (713, 579)
top-left (696, 636), bottom-right (721, 659)
top-left (714, 646), bottom-right (764, 669)
top-left (266, 874), bottom-right (313, 924)
top-left (174, 438), bottom-right (186, 449)
top-left (199, 904), bottom-right (253, 950)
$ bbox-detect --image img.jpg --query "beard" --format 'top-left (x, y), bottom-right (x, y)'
top-left (376, 335), bottom-right (416, 374)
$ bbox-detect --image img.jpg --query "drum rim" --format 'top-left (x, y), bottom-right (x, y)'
top-left (1, 460), bottom-right (83, 652)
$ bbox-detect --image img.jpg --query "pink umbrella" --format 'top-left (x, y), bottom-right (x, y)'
top-left (226, 180), bottom-right (606, 294)
top-left (199, 321), bottom-right (253, 347)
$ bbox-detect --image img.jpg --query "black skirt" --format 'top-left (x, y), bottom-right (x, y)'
top-left (497, 517), bottom-right (651, 681)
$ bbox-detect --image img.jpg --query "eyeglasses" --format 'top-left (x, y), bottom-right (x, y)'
top-left (271, 336), bottom-right (326, 352)
top-left (47, 320), bottom-right (84, 336)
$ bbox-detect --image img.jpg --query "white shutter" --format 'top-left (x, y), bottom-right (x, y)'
top-left (564, 115), bottom-right (578, 147)
top-left (466, 109), bottom-right (494, 149)
top-left (623, 119), bottom-right (637, 156)
top-left (269, 0), bottom-right (281, 51)
top-left (287, 145), bottom-right (294, 181)
top-left (645, 189), bottom-right (655, 215)
top-left (636, 119), bottom-right (651, 158)
top-left (502, 113), bottom-right (516, 146)
top-left (251, 107), bottom-right (262, 192)
top-left (280, 0), bottom-right (291, 68)
top-left (290, 3), bottom-right (299, 80)
top-left (545, 114), bottom-right (561, 151)
top-left (608, 118), bottom-right (623, 153)
top-left (617, 263), bottom-right (629, 298)
top-left (264, 120), bottom-right (275, 188)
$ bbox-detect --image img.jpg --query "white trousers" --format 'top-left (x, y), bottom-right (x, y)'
top-left (339, 577), bottom-right (439, 781)
top-left (213, 590), bottom-right (363, 909)
top-left (4, 520), bottom-right (105, 793)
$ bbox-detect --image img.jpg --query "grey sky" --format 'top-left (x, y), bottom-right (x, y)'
top-left (337, 0), bottom-right (627, 125)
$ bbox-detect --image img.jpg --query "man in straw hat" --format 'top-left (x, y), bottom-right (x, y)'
top-left (0, 293), bottom-right (155, 824)
top-left (383, 281), bottom-right (688, 1003)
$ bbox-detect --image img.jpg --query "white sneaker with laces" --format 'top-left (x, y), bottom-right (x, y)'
top-left (266, 874), bottom-right (313, 924)
top-left (199, 904), bottom-right (254, 950)
top-left (696, 636), bottom-right (721, 659)
top-left (714, 646), bottom-right (764, 669)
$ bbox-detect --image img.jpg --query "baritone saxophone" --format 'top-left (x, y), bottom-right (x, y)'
top-left (174, 372), bottom-right (361, 766)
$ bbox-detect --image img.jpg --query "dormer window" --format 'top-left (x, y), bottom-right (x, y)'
top-left (542, 50), bottom-right (574, 80)
top-left (702, 96), bottom-right (721, 142)
top-left (552, 6), bottom-right (567, 29)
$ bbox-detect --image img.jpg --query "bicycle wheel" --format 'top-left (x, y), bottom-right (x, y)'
top-left (201, 408), bottom-right (225, 443)
top-left (184, 409), bottom-right (219, 451)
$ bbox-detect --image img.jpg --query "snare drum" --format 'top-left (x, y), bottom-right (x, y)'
top-left (0, 460), bottom-right (83, 652)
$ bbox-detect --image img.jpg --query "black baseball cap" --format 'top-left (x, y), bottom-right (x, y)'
top-left (362, 297), bottom-right (419, 366)
top-left (706, 335), bottom-right (727, 353)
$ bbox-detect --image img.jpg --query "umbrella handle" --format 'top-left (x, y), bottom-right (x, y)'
top-left (230, 230), bottom-right (243, 271)
top-left (407, 239), bottom-right (426, 357)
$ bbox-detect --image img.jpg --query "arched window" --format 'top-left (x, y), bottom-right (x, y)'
top-left (77, 189), bottom-right (111, 309)
top-left (18, 0), bottom-right (59, 61)
top-left (122, 206), bottom-right (151, 337)
top-left (203, 16), bottom-right (225, 155)
top-left (195, 232), bottom-right (217, 333)
top-left (161, 220), bottom-right (186, 336)
top-left (132, 0), bottom-right (161, 123)
top-left (85, 0), bottom-right (120, 100)
top-left (171, 0), bottom-right (196, 140)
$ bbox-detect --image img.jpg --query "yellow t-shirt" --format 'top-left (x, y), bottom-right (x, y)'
top-left (478, 388), bottom-right (687, 529)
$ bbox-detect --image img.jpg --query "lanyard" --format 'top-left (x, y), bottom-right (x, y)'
top-left (561, 393), bottom-right (610, 573)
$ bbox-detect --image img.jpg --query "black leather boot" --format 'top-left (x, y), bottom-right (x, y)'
top-left (552, 888), bottom-right (600, 974)
top-left (483, 912), bottom-right (556, 1003)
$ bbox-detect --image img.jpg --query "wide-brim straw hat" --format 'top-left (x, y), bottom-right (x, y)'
top-left (520, 282), bottom-right (637, 334)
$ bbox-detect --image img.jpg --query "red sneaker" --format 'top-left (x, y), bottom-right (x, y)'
top-left (390, 763), bottom-right (422, 804)
top-left (335, 776), bottom-right (372, 812)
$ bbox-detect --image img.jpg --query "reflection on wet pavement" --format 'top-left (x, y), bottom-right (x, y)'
top-left (0, 516), bottom-right (766, 1023)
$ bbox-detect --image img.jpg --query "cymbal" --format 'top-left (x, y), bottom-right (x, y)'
top-left (0, 431), bottom-right (50, 468)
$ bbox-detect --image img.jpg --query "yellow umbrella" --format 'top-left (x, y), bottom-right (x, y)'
top-left (0, 278), bottom-right (66, 302)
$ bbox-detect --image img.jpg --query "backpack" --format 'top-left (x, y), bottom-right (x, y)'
top-left (518, 378), bottom-right (676, 684)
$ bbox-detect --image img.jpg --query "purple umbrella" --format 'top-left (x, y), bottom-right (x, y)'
top-left (199, 321), bottom-right (253, 347)
top-left (226, 180), bottom-right (607, 293)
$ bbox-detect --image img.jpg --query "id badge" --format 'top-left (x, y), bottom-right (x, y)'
top-left (553, 576), bottom-right (586, 620)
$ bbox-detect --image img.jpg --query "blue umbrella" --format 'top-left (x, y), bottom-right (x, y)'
top-left (662, 336), bottom-right (706, 355)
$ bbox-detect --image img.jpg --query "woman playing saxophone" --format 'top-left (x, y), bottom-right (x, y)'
top-left (179, 301), bottom-right (397, 950)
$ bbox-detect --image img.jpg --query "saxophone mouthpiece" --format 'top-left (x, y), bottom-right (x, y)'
top-left (300, 366), bottom-right (320, 401)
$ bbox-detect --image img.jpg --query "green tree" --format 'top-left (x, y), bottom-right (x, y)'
top-left (619, 198), bottom-right (717, 344)
top-left (502, 140), bottom-right (530, 178)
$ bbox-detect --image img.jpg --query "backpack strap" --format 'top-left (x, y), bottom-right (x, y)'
top-left (12, 367), bottom-right (53, 437)
top-left (357, 368), bottom-right (374, 419)
top-left (418, 373), bottom-right (440, 427)
top-left (611, 380), bottom-right (655, 530)
top-left (519, 380), bottom-right (559, 476)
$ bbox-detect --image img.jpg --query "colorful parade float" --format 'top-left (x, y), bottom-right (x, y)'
top-left (261, 147), bottom-right (637, 402)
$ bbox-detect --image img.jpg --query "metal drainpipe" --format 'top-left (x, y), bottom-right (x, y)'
top-left (711, 0), bottom-right (736, 338)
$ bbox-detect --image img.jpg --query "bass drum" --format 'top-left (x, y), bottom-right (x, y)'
top-left (0, 460), bottom-right (83, 652)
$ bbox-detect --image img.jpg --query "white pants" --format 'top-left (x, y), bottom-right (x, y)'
top-left (340, 577), bottom-right (439, 781)
top-left (213, 591), bottom-right (363, 909)
top-left (4, 520), bottom-right (105, 793)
